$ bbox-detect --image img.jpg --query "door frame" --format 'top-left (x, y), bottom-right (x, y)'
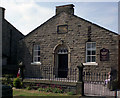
top-left (53, 44), bottom-right (70, 78)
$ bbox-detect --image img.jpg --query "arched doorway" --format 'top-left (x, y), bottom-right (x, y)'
top-left (54, 44), bottom-right (69, 78)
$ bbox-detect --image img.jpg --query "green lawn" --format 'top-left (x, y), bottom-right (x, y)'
top-left (13, 88), bottom-right (81, 97)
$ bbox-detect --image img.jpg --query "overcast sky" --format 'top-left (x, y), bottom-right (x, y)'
top-left (1, 1), bottom-right (119, 35)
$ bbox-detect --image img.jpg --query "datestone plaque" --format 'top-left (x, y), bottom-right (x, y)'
top-left (57, 25), bottom-right (68, 34)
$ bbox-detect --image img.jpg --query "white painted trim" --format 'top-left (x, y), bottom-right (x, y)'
top-left (31, 62), bottom-right (41, 65)
top-left (86, 42), bottom-right (96, 62)
top-left (83, 62), bottom-right (98, 66)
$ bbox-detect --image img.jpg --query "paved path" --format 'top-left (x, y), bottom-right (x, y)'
top-left (84, 82), bottom-right (120, 97)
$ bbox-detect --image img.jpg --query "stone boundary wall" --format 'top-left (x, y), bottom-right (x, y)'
top-left (23, 79), bottom-right (83, 95)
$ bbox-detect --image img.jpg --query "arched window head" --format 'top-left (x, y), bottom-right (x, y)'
top-left (58, 47), bottom-right (68, 54)
top-left (54, 44), bottom-right (69, 54)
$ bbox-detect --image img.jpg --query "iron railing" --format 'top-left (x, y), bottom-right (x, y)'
top-left (25, 65), bottom-right (112, 83)
top-left (83, 70), bottom-right (110, 82)
top-left (25, 66), bottom-right (78, 82)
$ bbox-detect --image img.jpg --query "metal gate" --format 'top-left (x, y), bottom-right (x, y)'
top-left (83, 66), bottom-right (119, 97)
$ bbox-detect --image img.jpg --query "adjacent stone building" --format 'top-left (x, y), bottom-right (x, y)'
top-left (1, 7), bottom-right (24, 74)
top-left (19, 4), bottom-right (120, 82)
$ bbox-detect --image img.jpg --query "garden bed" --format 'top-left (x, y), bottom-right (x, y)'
top-left (23, 78), bottom-right (83, 95)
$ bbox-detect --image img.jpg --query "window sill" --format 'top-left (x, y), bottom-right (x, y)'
top-left (83, 62), bottom-right (98, 66)
top-left (31, 62), bottom-right (41, 65)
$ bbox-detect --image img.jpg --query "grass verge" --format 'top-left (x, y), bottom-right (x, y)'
top-left (13, 88), bottom-right (81, 97)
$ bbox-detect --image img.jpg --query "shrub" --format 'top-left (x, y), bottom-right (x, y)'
top-left (38, 88), bottom-right (44, 91)
top-left (52, 88), bottom-right (58, 93)
top-left (38, 88), bottom-right (42, 91)
top-left (52, 88), bottom-right (63, 93)
top-left (45, 87), bottom-right (50, 92)
top-left (13, 77), bottom-right (22, 88)
top-left (3, 74), bottom-right (14, 78)
top-left (67, 92), bottom-right (74, 95)
top-left (2, 75), bottom-right (13, 87)
top-left (26, 86), bottom-right (31, 90)
top-left (52, 86), bottom-right (63, 93)
top-left (57, 89), bottom-right (63, 93)
top-left (37, 85), bottom-right (64, 94)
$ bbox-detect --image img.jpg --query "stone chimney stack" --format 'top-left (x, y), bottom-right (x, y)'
top-left (0, 7), bottom-right (5, 19)
top-left (56, 4), bottom-right (74, 15)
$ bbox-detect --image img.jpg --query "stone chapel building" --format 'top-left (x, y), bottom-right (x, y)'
top-left (19, 4), bottom-right (120, 82)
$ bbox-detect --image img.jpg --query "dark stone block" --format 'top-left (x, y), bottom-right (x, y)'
top-left (2, 85), bottom-right (13, 98)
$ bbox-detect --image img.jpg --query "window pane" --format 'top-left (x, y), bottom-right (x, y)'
top-left (38, 57), bottom-right (40, 61)
top-left (92, 43), bottom-right (96, 50)
top-left (87, 56), bottom-right (91, 62)
top-left (37, 46), bottom-right (40, 50)
top-left (34, 51), bottom-right (38, 56)
top-left (92, 56), bottom-right (96, 62)
top-left (34, 57), bottom-right (37, 62)
top-left (38, 51), bottom-right (40, 55)
top-left (34, 45), bottom-right (38, 50)
top-left (34, 45), bottom-right (40, 50)
top-left (87, 43), bottom-right (91, 49)
top-left (87, 50), bottom-right (91, 55)
top-left (92, 51), bottom-right (96, 55)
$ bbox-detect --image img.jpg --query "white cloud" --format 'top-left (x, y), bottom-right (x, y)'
top-left (75, 3), bottom-right (118, 33)
top-left (1, 1), bottom-right (118, 35)
top-left (1, 1), bottom-right (54, 35)
top-left (3, 0), bottom-right (119, 2)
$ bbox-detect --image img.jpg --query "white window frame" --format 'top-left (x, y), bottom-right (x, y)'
top-left (86, 42), bottom-right (96, 63)
top-left (31, 45), bottom-right (41, 65)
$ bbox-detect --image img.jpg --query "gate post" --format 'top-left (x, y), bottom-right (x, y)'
top-left (76, 63), bottom-right (84, 96)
